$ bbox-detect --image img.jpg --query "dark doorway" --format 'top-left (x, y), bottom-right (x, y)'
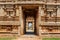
top-left (22, 6), bottom-right (38, 35)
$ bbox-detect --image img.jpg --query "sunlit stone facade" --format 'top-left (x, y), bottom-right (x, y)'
top-left (0, 0), bottom-right (60, 36)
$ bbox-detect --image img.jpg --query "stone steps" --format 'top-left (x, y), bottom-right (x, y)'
top-left (17, 35), bottom-right (41, 40)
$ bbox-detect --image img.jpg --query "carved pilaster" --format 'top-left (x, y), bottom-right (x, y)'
top-left (38, 6), bottom-right (45, 36)
top-left (16, 5), bottom-right (19, 16)
top-left (19, 6), bottom-right (24, 35)
top-left (18, 6), bottom-right (22, 36)
top-left (38, 6), bottom-right (41, 36)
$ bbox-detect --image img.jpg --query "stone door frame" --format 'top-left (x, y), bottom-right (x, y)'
top-left (18, 5), bottom-right (42, 36)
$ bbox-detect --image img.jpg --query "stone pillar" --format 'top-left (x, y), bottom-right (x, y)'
top-left (15, 5), bottom-right (21, 36)
top-left (38, 6), bottom-right (42, 36)
top-left (39, 6), bottom-right (45, 36)
top-left (36, 6), bottom-right (41, 35)
top-left (19, 6), bottom-right (24, 35)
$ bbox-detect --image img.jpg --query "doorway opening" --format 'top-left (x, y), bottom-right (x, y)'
top-left (22, 6), bottom-right (38, 35)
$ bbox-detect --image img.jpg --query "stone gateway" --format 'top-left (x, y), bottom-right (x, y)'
top-left (0, 0), bottom-right (60, 37)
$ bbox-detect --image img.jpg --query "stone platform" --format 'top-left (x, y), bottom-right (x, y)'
top-left (15, 35), bottom-right (41, 40)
